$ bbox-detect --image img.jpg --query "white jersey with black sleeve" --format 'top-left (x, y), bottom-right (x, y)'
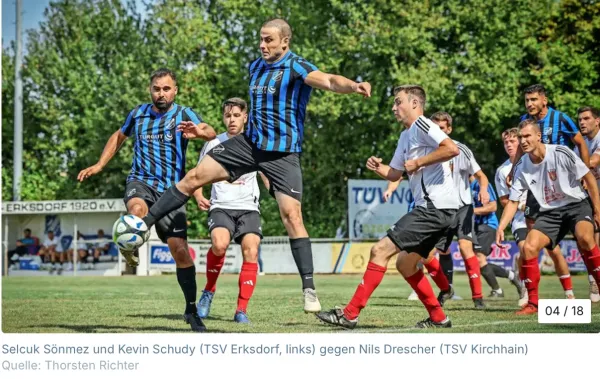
top-left (509, 145), bottom-right (589, 212)
top-left (495, 159), bottom-right (527, 232)
top-left (389, 116), bottom-right (459, 210)
top-left (197, 132), bottom-right (260, 212)
top-left (452, 140), bottom-right (481, 206)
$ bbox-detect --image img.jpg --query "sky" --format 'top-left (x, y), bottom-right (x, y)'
top-left (2, 0), bottom-right (51, 48)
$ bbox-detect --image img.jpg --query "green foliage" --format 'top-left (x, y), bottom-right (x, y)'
top-left (2, 0), bottom-right (600, 237)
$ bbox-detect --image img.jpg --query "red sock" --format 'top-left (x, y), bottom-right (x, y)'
top-left (522, 257), bottom-right (541, 307)
top-left (424, 257), bottom-right (450, 291)
top-left (344, 262), bottom-right (386, 320)
top-left (580, 246), bottom-right (600, 284)
top-left (236, 262), bottom-right (258, 312)
top-left (405, 270), bottom-right (446, 323)
top-left (464, 255), bottom-right (483, 299)
top-left (204, 248), bottom-right (225, 293)
top-left (558, 275), bottom-right (573, 291)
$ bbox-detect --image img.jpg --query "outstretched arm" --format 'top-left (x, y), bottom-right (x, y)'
top-left (304, 71), bottom-right (371, 97)
top-left (404, 139), bottom-right (459, 174)
top-left (78, 130), bottom-right (128, 182)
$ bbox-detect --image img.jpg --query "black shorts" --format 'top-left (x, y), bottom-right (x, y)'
top-left (514, 228), bottom-right (528, 244)
top-left (206, 134), bottom-right (303, 202)
top-left (533, 200), bottom-right (594, 249)
top-left (474, 224), bottom-right (496, 256)
top-left (208, 208), bottom-right (263, 244)
top-left (524, 191), bottom-right (540, 221)
top-left (435, 204), bottom-right (478, 251)
top-left (386, 204), bottom-right (456, 258)
top-left (123, 181), bottom-right (187, 243)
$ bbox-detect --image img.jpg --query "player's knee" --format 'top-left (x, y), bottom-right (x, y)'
top-left (281, 209), bottom-right (303, 229)
top-left (458, 240), bottom-right (474, 258)
top-left (522, 241), bottom-right (539, 259)
top-left (242, 246), bottom-right (259, 262)
top-left (129, 204), bottom-right (146, 218)
top-left (211, 242), bottom-right (228, 257)
top-left (576, 235), bottom-right (595, 251)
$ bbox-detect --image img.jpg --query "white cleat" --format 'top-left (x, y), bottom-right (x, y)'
top-left (407, 290), bottom-right (419, 300)
top-left (590, 280), bottom-right (600, 303)
top-left (303, 288), bottom-right (321, 313)
top-left (518, 290), bottom-right (529, 308)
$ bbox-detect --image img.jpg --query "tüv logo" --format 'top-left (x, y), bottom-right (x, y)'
top-left (151, 246), bottom-right (174, 264)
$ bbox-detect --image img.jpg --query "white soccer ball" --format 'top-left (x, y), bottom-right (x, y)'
top-left (112, 214), bottom-right (149, 251)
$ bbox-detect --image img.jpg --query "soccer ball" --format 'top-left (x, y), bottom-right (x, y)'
top-left (112, 214), bottom-right (149, 251)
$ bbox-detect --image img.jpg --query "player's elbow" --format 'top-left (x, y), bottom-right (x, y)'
top-left (447, 144), bottom-right (460, 158)
top-left (489, 202), bottom-right (497, 212)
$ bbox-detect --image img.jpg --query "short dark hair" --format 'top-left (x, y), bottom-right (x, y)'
top-left (150, 68), bottom-right (177, 86)
top-left (97, 229), bottom-right (104, 235)
top-left (24, 228), bottom-right (31, 233)
top-left (578, 106), bottom-right (600, 118)
top-left (393, 85), bottom-right (426, 107)
top-left (524, 84), bottom-right (546, 96)
top-left (430, 111), bottom-right (453, 127)
top-left (518, 118), bottom-right (540, 133)
top-left (222, 97), bottom-right (248, 113)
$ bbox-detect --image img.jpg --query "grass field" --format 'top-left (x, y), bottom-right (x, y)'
top-left (2, 273), bottom-right (599, 333)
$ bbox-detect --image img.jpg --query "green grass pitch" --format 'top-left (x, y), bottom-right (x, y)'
top-left (2, 274), bottom-right (599, 333)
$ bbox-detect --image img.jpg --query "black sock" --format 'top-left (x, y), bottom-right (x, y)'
top-left (290, 238), bottom-right (315, 290)
top-left (481, 264), bottom-right (500, 290)
top-left (176, 265), bottom-right (197, 314)
top-left (439, 253), bottom-right (453, 285)
top-left (143, 186), bottom-right (190, 228)
top-left (490, 263), bottom-right (509, 278)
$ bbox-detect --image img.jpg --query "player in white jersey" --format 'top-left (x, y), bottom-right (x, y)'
top-left (576, 106), bottom-right (600, 302)
top-left (317, 85), bottom-right (459, 329)
top-left (194, 98), bottom-right (269, 323)
top-left (495, 128), bottom-right (530, 307)
top-left (496, 119), bottom-right (600, 315)
top-left (427, 112), bottom-right (489, 309)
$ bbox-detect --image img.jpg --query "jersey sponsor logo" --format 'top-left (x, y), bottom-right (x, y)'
top-left (548, 170), bottom-right (557, 181)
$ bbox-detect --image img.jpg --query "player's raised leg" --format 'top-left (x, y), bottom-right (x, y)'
top-left (123, 197), bottom-right (148, 267)
top-left (275, 191), bottom-right (321, 313)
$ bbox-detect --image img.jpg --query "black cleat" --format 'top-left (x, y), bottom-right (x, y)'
top-left (184, 312), bottom-right (207, 332)
top-left (315, 307), bottom-right (358, 330)
top-left (473, 298), bottom-right (485, 309)
top-left (437, 286), bottom-right (455, 307)
top-left (415, 317), bottom-right (452, 329)
top-left (489, 289), bottom-right (504, 298)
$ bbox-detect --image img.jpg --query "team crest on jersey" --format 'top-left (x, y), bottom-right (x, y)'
top-left (272, 70), bottom-right (284, 82)
top-left (166, 119), bottom-right (176, 130)
top-left (548, 170), bottom-right (557, 181)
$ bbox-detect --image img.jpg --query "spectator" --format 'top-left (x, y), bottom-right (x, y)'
top-left (92, 229), bottom-right (111, 268)
top-left (66, 231), bottom-right (90, 271)
top-left (8, 229), bottom-right (40, 270)
top-left (39, 231), bottom-right (65, 275)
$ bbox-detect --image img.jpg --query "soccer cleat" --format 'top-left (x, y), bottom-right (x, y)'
top-left (407, 290), bottom-right (419, 300)
top-left (437, 286), bottom-right (455, 307)
top-left (415, 317), bottom-right (452, 329)
top-left (315, 307), bottom-right (358, 330)
top-left (566, 293), bottom-right (576, 300)
top-left (197, 290), bottom-right (215, 319)
top-left (516, 304), bottom-right (538, 315)
top-left (183, 312), bottom-right (207, 332)
top-left (489, 289), bottom-right (504, 298)
top-left (590, 280), bottom-right (600, 303)
top-left (473, 298), bottom-right (485, 309)
top-left (119, 248), bottom-right (139, 267)
top-left (234, 310), bottom-right (250, 324)
top-left (303, 288), bottom-right (321, 313)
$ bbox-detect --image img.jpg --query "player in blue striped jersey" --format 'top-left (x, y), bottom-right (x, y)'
top-left (141, 18), bottom-right (372, 314)
top-left (78, 68), bottom-right (216, 332)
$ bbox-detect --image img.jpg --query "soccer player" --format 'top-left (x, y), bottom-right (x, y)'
top-left (426, 111), bottom-right (489, 309)
top-left (78, 68), bottom-right (216, 332)
top-left (470, 175), bottom-right (524, 301)
top-left (510, 84), bottom-right (590, 298)
top-left (576, 106), bottom-right (600, 302)
top-left (316, 85), bottom-right (459, 329)
top-left (496, 119), bottom-right (600, 315)
top-left (495, 127), bottom-right (530, 307)
top-left (193, 97), bottom-right (270, 323)
top-left (138, 18), bottom-right (372, 313)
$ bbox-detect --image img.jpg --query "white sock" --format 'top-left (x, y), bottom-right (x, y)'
top-left (508, 271), bottom-right (515, 280)
top-left (565, 289), bottom-right (574, 296)
top-left (590, 275), bottom-right (595, 283)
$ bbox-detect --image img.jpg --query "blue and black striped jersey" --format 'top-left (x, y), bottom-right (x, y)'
top-left (520, 107), bottom-right (579, 147)
top-left (120, 103), bottom-right (202, 193)
top-left (246, 51), bottom-right (318, 153)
